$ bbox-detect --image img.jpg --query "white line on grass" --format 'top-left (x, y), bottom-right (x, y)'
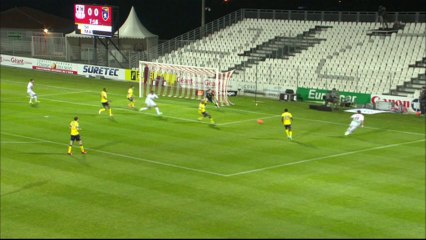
top-left (42, 98), bottom-right (212, 125)
top-left (224, 138), bottom-right (426, 177)
top-left (1, 132), bottom-right (424, 178)
top-left (1, 132), bottom-right (227, 177)
top-left (38, 90), bottom-right (92, 97)
top-left (33, 97), bottom-right (426, 136)
top-left (218, 115), bottom-right (278, 126)
top-left (2, 80), bottom-right (424, 135)
top-left (1, 141), bottom-right (48, 144)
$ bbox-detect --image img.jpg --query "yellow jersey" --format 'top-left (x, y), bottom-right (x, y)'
top-left (127, 88), bottom-right (133, 98)
top-left (198, 102), bottom-right (206, 114)
top-left (101, 90), bottom-right (108, 103)
top-left (281, 112), bottom-right (293, 125)
top-left (70, 120), bottom-right (80, 136)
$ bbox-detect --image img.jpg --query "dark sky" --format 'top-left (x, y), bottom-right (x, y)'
top-left (1, 0), bottom-right (425, 39)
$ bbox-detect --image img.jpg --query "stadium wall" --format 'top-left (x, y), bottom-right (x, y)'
top-left (1, 53), bottom-right (421, 114)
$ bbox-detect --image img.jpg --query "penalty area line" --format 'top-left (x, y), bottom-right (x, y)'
top-left (1, 132), bottom-right (227, 177)
top-left (224, 138), bottom-right (425, 177)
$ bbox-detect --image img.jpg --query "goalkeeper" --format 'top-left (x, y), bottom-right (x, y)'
top-left (205, 89), bottom-right (219, 108)
top-left (198, 98), bottom-right (215, 125)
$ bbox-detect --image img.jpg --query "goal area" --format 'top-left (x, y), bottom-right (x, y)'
top-left (138, 61), bottom-right (234, 106)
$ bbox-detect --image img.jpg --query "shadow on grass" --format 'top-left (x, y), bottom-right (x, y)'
top-left (209, 124), bottom-right (220, 130)
top-left (330, 128), bottom-right (386, 139)
top-left (156, 115), bottom-right (168, 122)
top-left (20, 152), bottom-right (91, 166)
top-left (1, 180), bottom-right (49, 197)
top-left (75, 154), bottom-right (90, 167)
top-left (23, 152), bottom-right (68, 156)
top-left (290, 140), bottom-right (317, 148)
top-left (108, 116), bottom-right (118, 123)
top-left (90, 141), bottom-right (122, 150)
top-left (250, 137), bottom-right (282, 141)
top-left (0, 101), bottom-right (27, 104)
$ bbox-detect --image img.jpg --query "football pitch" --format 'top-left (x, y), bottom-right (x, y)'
top-left (1, 66), bottom-right (425, 238)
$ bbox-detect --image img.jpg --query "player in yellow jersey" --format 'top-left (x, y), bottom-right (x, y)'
top-left (67, 116), bottom-right (87, 155)
top-left (127, 85), bottom-right (135, 109)
top-left (281, 108), bottom-right (293, 140)
top-left (198, 98), bottom-right (215, 125)
top-left (99, 88), bottom-right (113, 116)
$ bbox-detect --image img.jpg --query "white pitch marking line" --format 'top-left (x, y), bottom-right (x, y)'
top-left (42, 98), bottom-right (212, 125)
top-left (224, 138), bottom-right (425, 177)
top-left (39, 90), bottom-right (92, 97)
top-left (2, 80), bottom-right (424, 135)
top-left (219, 115), bottom-right (278, 126)
top-left (2, 132), bottom-right (424, 178)
top-left (1, 141), bottom-right (48, 144)
top-left (1, 132), bottom-right (226, 177)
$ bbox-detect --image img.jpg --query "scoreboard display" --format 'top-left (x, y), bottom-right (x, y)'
top-left (74, 4), bottom-right (118, 37)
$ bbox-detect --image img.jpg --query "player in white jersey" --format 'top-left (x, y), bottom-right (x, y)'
top-left (345, 110), bottom-right (365, 136)
top-left (27, 79), bottom-right (39, 104)
top-left (139, 90), bottom-right (162, 116)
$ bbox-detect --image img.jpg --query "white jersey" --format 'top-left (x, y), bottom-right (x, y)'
top-left (27, 81), bottom-right (34, 93)
top-left (145, 93), bottom-right (158, 107)
top-left (350, 113), bottom-right (364, 126)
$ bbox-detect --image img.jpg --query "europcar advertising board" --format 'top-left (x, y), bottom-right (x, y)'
top-left (296, 87), bottom-right (371, 105)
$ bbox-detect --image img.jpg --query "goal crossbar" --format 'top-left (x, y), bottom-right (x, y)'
top-left (139, 61), bottom-right (234, 106)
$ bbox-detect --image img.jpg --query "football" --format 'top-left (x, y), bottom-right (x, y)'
top-left (257, 119), bottom-right (264, 125)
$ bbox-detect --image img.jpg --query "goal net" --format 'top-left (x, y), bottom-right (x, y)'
top-left (138, 61), bottom-right (234, 106)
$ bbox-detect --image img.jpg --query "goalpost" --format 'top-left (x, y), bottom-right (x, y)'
top-left (138, 61), bottom-right (234, 107)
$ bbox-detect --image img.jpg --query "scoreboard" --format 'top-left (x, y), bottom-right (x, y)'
top-left (74, 4), bottom-right (118, 37)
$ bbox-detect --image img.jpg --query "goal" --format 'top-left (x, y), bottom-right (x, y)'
top-left (138, 61), bottom-right (234, 106)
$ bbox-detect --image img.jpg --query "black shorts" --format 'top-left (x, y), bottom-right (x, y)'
top-left (284, 124), bottom-right (292, 130)
top-left (70, 135), bottom-right (81, 142)
top-left (202, 112), bottom-right (210, 117)
top-left (102, 102), bottom-right (110, 108)
top-left (128, 97), bottom-right (134, 102)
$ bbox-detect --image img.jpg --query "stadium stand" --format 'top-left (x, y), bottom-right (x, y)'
top-left (153, 17), bottom-right (425, 96)
top-left (1, 8), bottom-right (424, 97)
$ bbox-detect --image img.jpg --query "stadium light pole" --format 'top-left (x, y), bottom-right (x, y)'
top-left (201, 0), bottom-right (205, 36)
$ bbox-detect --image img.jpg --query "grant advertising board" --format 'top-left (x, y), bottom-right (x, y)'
top-left (0, 54), bottom-right (33, 69)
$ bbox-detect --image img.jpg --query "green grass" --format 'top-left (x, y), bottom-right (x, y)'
top-left (1, 66), bottom-right (425, 238)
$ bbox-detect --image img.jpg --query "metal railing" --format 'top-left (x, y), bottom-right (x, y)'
top-left (0, 9), bottom-right (424, 68)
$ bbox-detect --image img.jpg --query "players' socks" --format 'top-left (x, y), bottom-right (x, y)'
top-left (108, 109), bottom-right (112, 116)
top-left (99, 108), bottom-right (105, 114)
top-left (80, 145), bottom-right (85, 152)
top-left (68, 146), bottom-right (72, 154)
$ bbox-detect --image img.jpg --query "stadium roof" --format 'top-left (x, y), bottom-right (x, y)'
top-left (0, 7), bottom-right (74, 33)
top-left (115, 6), bottom-right (157, 39)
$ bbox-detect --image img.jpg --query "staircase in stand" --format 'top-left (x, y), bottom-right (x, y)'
top-left (229, 25), bottom-right (331, 73)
